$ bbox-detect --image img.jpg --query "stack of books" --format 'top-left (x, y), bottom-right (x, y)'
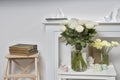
top-left (9, 44), bottom-right (38, 56)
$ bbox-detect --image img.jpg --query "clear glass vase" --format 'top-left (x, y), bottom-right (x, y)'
top-left (101, 53), bottom-right (109, 65)
top-left (71, 48), bottom-right (87, 72)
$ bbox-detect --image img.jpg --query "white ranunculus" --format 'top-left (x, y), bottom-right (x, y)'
top-left (96, 39), bottom-right (101, 42)
top-left (102, 40), bottom-right (109, 46)
top-left (75, 25), bottom-right (84, 32)
top-left (111, 41), bottom-right (119, 47)
top-left (61, 25), bottom-right (66, 32)
top-left (106, 42), bottom-right (111, 47)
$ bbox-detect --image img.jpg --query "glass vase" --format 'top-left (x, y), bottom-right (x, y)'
top-left (101, 53), bottom-right (109, 65)
top-left (71, 48), bottom-right (87, 72)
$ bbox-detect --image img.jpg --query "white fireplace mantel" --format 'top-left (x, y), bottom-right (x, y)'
top-left (43, 21), bottom-right (119, 80)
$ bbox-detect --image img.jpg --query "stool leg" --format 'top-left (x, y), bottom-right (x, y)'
top-left (8, 59), bottom-right (12, 80)
top-left (4, 59), bottom-right (12, 80)
top-left (4, 59), bottom-right (9, 80)
top-left (38, 58), bottom-right (41, 80)
top-left (35, 58), bottom-right (38, 80)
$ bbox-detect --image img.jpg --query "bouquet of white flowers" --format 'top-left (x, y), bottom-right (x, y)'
top-left (91, 39), bottom-right (119, 65)
top-left (91, 39), bottom-right (119, 54)
top-left (61, 18), bottom-right (98, 71)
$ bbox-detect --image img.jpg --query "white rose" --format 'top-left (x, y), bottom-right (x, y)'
top-left (61, 25), bottom-right (66, 32)
top-left (85, 22), bottom-right (95, 29)
top-left (68, 22), bottom-right (78, 29)
top-left (68, 19), bottom-right (76, 24)
top-left (75, 25), bottom-right (84, 32)
top-left (79, 20), bottom-right (87, 25)
top-left (68, 18), bottom-right (79, 29)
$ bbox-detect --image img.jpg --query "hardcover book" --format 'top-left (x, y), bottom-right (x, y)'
top-left (9, 44), bottom-right (38, 56)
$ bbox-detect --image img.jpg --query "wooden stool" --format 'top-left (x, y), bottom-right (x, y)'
top-left (4, 53), bottom-right (41, 80)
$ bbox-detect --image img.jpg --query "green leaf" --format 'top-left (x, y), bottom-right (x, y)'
top-left (80, 41), bottom-right (86, 47)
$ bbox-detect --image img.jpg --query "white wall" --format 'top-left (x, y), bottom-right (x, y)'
top-left (0, 0), bottom-right (120, 80)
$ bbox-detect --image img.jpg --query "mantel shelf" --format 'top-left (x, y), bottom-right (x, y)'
top-left (99, 22), bottom-right (120, 25)
top-left (43, 21), bottom-right (120, 25)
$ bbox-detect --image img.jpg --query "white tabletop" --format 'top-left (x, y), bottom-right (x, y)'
top-left (58, 64), bottom-right (116, 77)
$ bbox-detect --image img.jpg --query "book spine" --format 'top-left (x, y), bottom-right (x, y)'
top-left (9, 47), bottom-right (37, 51)
top-left (10, 50), bottom-right (38, 54)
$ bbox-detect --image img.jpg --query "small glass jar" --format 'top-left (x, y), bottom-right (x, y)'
top-left (101, 53), bottom-right (109, 65)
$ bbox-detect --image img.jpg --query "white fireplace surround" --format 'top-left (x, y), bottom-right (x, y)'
top-left (43, 21), bottom-right (120, 80)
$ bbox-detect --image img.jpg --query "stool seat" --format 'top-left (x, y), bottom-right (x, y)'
top-left (6, 54), bottom-right (39, 59)
top-left (4, 53), bottom-right (41, 80)
top-left (4, 74), bottom-right (36, 78)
